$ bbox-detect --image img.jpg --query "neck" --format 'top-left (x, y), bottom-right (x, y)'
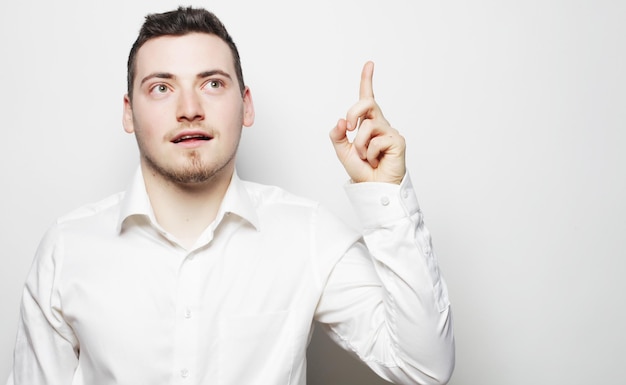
top-left (141, 164), bottom-right (234, 249)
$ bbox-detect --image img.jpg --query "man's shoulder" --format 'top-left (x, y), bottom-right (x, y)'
top-left (240, 180), bottom-right (319, 211)
top-left (239, 179), bottom-right (356, 236)
top-left (56, 191), bottom-right (125, 227)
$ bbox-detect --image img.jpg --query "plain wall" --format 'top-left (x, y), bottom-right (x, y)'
top-left (1, 1), bottom-right (625, 384)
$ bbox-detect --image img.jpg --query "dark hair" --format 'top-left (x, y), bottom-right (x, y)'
top-left (126, 6), bottom-right (245, 100)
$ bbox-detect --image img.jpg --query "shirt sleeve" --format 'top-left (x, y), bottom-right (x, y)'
top-left (314, 173), bottom-right (455, 385)
top-left (8, 224), bottom-right (79, 385)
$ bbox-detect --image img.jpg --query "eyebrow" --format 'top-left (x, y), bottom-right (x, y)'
top-left (140, 72), bottom-right (173, 86)
top-left (140, 70), bottom-right (233, 86)
top-left (198, 70), bottom-right (232, 80)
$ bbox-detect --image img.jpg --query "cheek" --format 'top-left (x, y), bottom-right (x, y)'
top-left (216, 125), bottom-right (243, 151)
top-left (132, 108), bottom-right (168, 136)
top-left (134, 98), bottom-right (172, 122)
top-left (132, 118), bottom-right (163, 149)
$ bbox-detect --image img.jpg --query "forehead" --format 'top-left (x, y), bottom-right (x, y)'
top-left (135, 33), bottom-right (235, 77)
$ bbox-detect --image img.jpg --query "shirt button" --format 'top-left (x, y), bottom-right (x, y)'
top-left (380, 196), bottom-right (390, 206)
top-left (184, 308), bottom-right (192, 319)
top-left (181, 369), bottom-right (189, 378)
top-left (402, 189), bottom-right (409, 199)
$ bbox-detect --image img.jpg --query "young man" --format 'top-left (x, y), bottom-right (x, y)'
top-left (7, 6), bottom-right (454, 385)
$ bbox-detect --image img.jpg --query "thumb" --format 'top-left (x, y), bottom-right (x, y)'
top-left (329, 118), bottom-right (351, 156)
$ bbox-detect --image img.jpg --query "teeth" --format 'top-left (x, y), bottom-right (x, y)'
top-left (174, 135), bottom-right (210, 143)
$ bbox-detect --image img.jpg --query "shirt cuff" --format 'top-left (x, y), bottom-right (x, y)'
top-left (344, 172), bottom-right (421, 229)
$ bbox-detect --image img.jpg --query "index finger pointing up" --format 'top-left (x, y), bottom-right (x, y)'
top-left (359, 61), bottom-right (375, 100)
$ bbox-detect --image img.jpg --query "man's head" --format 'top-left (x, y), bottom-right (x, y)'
top-left (122, 7), bottom-right (254, 187)
top-left (126, 6), bottom-right (245, 101)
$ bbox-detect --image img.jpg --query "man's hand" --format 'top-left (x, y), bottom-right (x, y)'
top-left (330, 61), bottom-right (406, 184)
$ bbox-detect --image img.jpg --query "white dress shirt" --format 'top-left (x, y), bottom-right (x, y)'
top-left (7, 169), bottom-right (454, 385)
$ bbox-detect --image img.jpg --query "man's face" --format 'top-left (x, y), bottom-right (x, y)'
top-left (123, 33), bottom-right (254, 185)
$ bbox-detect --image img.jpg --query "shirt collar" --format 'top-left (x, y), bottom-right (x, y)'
top-left (218, 171), bottom-right (261, 230)
top-left (116, 167), bottom-right (260, 234)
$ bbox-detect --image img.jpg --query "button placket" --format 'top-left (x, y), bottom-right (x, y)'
top-left (174, 250), bottom-right (198, 383)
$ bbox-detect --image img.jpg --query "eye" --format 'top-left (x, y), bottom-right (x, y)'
top-left (147, 83), bottom-right (172, 98)
top-left (205, 80), bottom-right (224, 90)
top-left (154, 84), bottom-right (169, 93)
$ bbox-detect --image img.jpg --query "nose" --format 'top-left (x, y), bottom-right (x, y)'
top-left (176, 89), bottom-right (205, 122)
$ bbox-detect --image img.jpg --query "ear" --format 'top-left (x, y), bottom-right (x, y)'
top-left (122, 94), bottom-right (135, 134)
top-left (242, 87), bottom-right (255, 127)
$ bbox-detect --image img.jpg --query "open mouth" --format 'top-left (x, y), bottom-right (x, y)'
top-left (172, 134), bottom-right (213, 144)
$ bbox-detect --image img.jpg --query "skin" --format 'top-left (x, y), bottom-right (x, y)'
top-left (122, 32), bottom-right (405, 249)
top-left (330, 61), bottom-right (406, 185)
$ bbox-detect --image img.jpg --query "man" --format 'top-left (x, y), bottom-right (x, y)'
top-left (7, 6), bottom-right (454, 385)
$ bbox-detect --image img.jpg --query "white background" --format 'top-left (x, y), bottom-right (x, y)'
top-left (1, 1), bottom-right (625, 384)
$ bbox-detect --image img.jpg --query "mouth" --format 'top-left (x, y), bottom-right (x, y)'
top-left (171, 132), bottom-right (213, 144)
